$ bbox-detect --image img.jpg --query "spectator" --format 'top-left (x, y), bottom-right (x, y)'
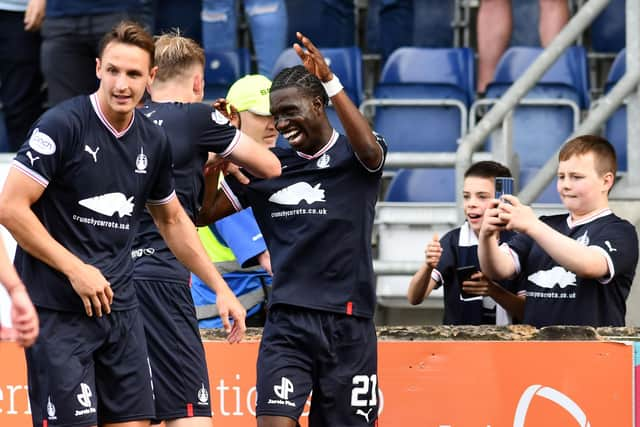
top-left (39, 0), bottom-right (153, 106)
top-left (214, 32), bottom-right (386, 426)
top-left (0, 238), bottom-right (38, 347)
top-left (0, 0), bottom-right (46, 151)
top-left (407, 161), bottom-right (524, 325)
top-left (133, 32), bottom-right (280, 425)
top-left (477, 0), bottom-right (570, 93)
top-left (193, 74), bottom-right (277, 329)
top-left (202, 0), bottom-right (287, 76)
top-left (0, 21), bottom-right (246, 427)
top-left (479, 135), bottom-right (639, 327)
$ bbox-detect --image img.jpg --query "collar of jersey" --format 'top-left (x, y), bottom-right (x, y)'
top-left (90, 92), bottom-right (135, 139)
top-left (295, 129), bottom-right (338, 160)
top-left (458, 221), bottom-right (478, 247)
top-left (566, 207), bottom-right (612, 229)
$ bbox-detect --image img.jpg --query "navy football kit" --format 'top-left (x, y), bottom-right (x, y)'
top-left (223, 130), bottom-right (386, 425)
top-left (432, 222), bottom-right (520, 325)
top-left (503, 209), bottom-right (638, 327)
top-left (13, 93), bottom-right (175, 426)
top-left (133, 100), bottom-right (240, 421)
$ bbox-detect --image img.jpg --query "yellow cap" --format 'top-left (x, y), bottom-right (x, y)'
top-left (226, 74), bottom-right (272, 116)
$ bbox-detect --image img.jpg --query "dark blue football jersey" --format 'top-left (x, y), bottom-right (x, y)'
top-left (132, 101), bottom-right (240, 283)
top-left (506, 211), bottom-right (638, 327)
top-left (12, 94), bottom-right (175, 312)
top-left (433, 222), bottom-right (519, 325)
top-left (223, 130), bottom-right (386, 318)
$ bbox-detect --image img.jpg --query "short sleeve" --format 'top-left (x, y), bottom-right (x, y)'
top-left (190, 103), bottom-right (241, 156)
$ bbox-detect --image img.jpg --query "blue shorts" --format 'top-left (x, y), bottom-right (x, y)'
top-left (135, 279), bottom-right (212, 422)
top-left (256, 305), bottom-right (378, 426)
top-left (26, 308), bottom-right (155, 427)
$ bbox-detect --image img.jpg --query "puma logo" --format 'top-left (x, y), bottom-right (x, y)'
top-left (84, 145), bottom-right (99, 163)
top-left (356, 408), bottom-right (373, 422)
top-left (26, 151), bottom-right (40, 166)
top-left (605, 240), bottom-right (617, 252)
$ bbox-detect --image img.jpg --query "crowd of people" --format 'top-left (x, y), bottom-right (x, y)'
top-left (0, 1), bottom-right (637, 427)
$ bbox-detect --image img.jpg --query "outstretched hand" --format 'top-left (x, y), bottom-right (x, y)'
top-left (293, 32), bottom-right (333, 82)
top-left (424, 234), bottom-right (442, 269)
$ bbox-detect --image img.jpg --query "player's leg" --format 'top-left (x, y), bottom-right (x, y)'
top-left (309, 314), bottom-right (378, 426)
top-left (95, 308), bottom-right (155, 425)
top-left (25, 309), bottom-right (105, 427)
top-left (135, 279), bottom-right (213, 426)
top-left (538, 0), bottom-right (569, 46)
top-left (255, 306), bottom-right (315, 426)
top-left (477, 0), bottom-right (512, 93)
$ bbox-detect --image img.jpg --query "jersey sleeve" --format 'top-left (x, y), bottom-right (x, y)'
top-left (504, 227), bottom-right (536, 275)
top-left (190, 103), bottom-right (241, 156)
top-left (588, 219), bottom-right (639, 284)
top-left (12, 111), bottom-right (70, 187)
top-left (146, 131), bottom-right (176, 205)
top-left (353, 131), bottom-right (387, 173)
top-left (214, 207), bottom-right (267, 267)
top-left (220, 175), bottom-right (249, 212)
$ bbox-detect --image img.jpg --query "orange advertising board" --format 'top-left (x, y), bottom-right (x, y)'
top-left (0, 340), bottom-right (633, 426)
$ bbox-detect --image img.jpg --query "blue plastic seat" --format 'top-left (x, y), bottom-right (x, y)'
top-left (519, 167), bottom-right (561, 204)
top-left (284, 0), bottom-right (355, 47)
top-left (203, 48), bottom-right (251, 101)
top-left (271, 46), bottom-right (364, 134)
top-left (482, 46), bottom-right (589, 170)
top-left (591, 0), bottom-right (625, 53)
top-left (603, 48), bottom-right (627, 171)
top-left (362, 47), bottom-right (475, 153)
top-left (385, 168), bottom-right (455, 202)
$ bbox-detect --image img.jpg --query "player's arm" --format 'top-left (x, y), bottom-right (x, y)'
top-left (478, 200), bottom-right (518, 280)
top-left (147, 197), bottom-right (246, 341)
top-left (407, 234), bottom-right (442, 305)
top-left (226, 133), bottom-right (281, 179)
top-left (0, 169), bottom-right (113, 317)
top-left (0, 239), bottom-right (39, 347)
top-left (486, 280), bottom-right (525, 322)
top-left (293, 31), bottom-right (383, 170)
top-left (499, 195), bottom-right (609, 278)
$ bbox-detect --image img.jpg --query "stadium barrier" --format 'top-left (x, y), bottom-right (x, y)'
top-left (0, 326), bottom-right (637, 426)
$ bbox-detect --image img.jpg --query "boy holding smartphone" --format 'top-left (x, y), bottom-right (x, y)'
top-left (407, 161), bottom-right (524, 324)
top-left (478, 135), bottom-right (639, 327)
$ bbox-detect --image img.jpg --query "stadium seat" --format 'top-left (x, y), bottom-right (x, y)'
top-left (479, 46), bottom-right (589, 170)
top-left (203, 48), bottom-right (251, 101)
top-left (271, 46), bottom-right (364, 134)
top-left (591, 0), bottom-right (625, 53)
top-left (284, 0), bottom-right (355, 47)
top-left (385, 168), bottom-right (456, 202)
top-left (361, 47), bottom-right (475, 154)
top-left (603, 48), bottom-right (627, 171)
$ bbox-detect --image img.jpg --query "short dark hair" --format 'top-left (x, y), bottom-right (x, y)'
top-left (464, 160), bottom-right (512, 180)
top-left (559, 135), bottom-right (617, 177)
top-left (98, 21), bottom-right (155, 68)
top-left (271, 65), bottom-right (328, 106)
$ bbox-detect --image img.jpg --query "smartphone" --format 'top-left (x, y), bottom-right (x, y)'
top-left (456, 265), bottom-right (479, 300)
top-left (495, 176), bottom-right (514, 200)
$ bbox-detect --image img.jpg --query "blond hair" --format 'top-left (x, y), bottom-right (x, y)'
top-left (153, 30), bottom-right (205, 83)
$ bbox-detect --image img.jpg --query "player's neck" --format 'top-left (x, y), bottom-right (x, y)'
top-left (150, 82), bottom-right (197, 103)
top-left (568, 203), bottom-right (610, 223)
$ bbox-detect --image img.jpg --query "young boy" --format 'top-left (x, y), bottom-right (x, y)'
top-left (478, 135), bottom-right (639, 327)
top-left (407, 161), bottom-right (524, 324)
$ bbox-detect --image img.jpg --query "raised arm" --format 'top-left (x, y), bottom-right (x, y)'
top-left (293, 32), bottom-right (383, 170)
top-left (147, 197), bottom-right (246, 341)
top-left (478, 199), bottom-right (518, 280)
top-left (227, 131), bottom-right (281, 179)
top-left (407, 234), bottom-right (441, 305)
top-left (0, 169), bottom-right (113, 317)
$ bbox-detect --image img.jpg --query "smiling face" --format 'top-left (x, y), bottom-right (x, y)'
top-left (462, 176), bottom-right (495, 235)
top-left (270, 86), bottom-right (325, 154)
top-left (96, 41), bottom-right (155, 130)
top-left (557, 152), bottom-right (613, 220)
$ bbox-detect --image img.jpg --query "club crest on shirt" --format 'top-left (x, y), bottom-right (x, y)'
top-left (316, 153), bottom-right (330, 169)
top-left (575, 230), bottom-right (589, 246)
top-left (135, 147), bottom-right (148, 174)
top-left (28, 128), bottom-right (56, 155)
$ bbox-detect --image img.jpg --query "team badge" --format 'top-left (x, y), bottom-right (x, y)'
top-left (135, 147), bottom-right (148, 174)
top-left (317, 153), bottom-right (330, 169)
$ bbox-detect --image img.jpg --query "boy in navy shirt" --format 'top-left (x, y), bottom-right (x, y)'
top-left (479, 135), bottom-right (639, 327)
top-left (133, 32), bottom-right (280, 426)
top-left (0, 21), bottom-right (247, 427)
top-left (407, 161), bottom-right (524, 324)
top-left (215, 32), bottom-right (386, 426)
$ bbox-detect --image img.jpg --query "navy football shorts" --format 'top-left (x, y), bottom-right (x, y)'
top-left (256, 305), bottom-right (378, 426)
top-left (26, 307), bottom-right (155, 427)
top-left (135, 279), bottom-right (212, 422)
